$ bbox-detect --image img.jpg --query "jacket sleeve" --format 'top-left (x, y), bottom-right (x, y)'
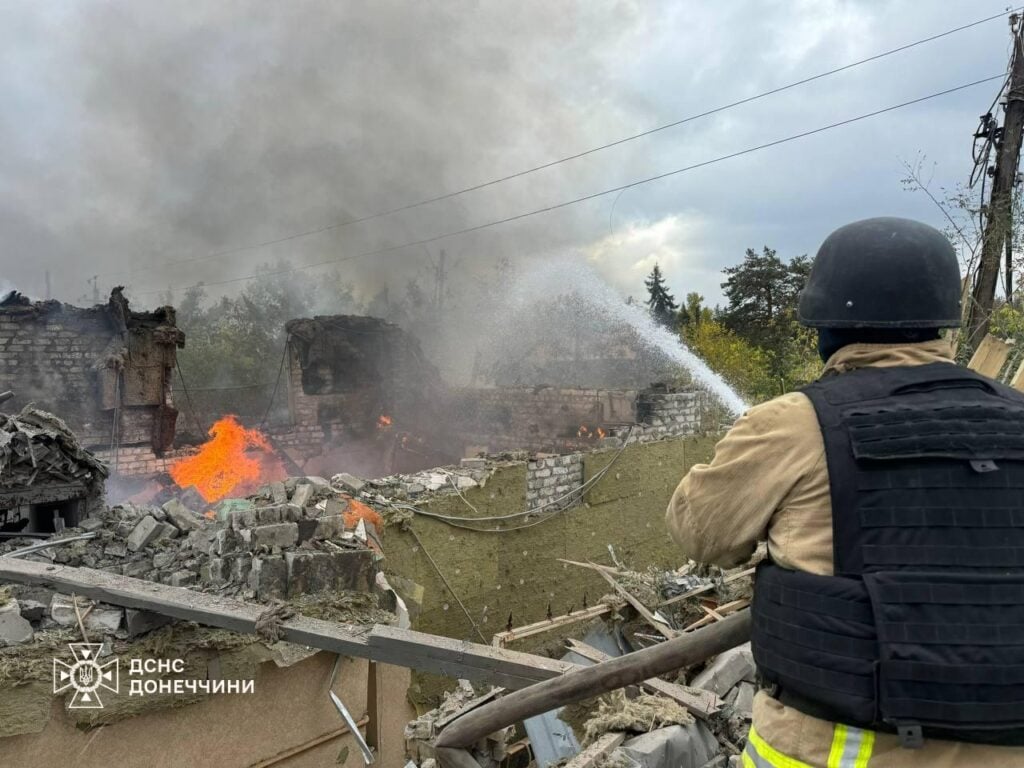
top-left (665, 393), bottom-right (813, 568)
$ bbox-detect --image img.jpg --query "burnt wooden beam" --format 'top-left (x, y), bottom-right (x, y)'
top-left (0, 558), bottom-right (579, 689)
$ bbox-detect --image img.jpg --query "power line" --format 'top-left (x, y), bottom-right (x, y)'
top-left (113, 6), bottom-right (1019, 279)
top-left (135, 73), bottom-right (1006, 297)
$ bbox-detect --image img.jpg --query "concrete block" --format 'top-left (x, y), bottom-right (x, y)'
top-left (125, 609), bottom-right (172, 638)
top-left (152, 551), bottom-right (176, 570)
top-left (257, 505), bottom-right (283, 525)
top-left (104, 541), bottom-right (128, 559)
top-left (150, 521), bottom-right (178, 545)
top-left (162, 498), bottom-right (202, 531)
top-left (334, 472), bottom-right (366, 493)
top-left (214, 528), bottom-right (238, 555)
top-left (125, 516), bottom-right (162, 552)
top-left (286, 550), bottom-right (375, 597)
top-left (229, 555), bottom-right (253, 583)
top-left (169, 570), bottom-right (198, 588)
top-left (50, 595), bottom-right (123, 633)
top-left (252, 522), bottom-right (299, 549)
top-left (290, 483), bottom-right (314, 509)
top-left (313, 515), bottom-right (345, 540)
top-left (0, 600), bottom-right (33, 645)
top-left (201, 558), bottom-right (227, 585)
top-left (691, 643), bottom-right (755, 697)
top-left (249, 556), bottom-right (288, 600)
top-left (620, 723), bottom-right (719, 768)
top-left (269, 482), bottom-right (288, 504)
top-left (297, 518), bottom-right (318, 544)
top-left (230, 506), bottom-right (259, 530)
top-left (281, 504), bottom-right (303, 522)
top-left (732, 681), bottom-right (755, 718)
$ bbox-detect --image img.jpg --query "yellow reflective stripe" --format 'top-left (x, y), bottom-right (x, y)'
top-left (742, 751), bottom-right (757, 768)
top-left (746, 726), bottom-right (816, 768)
top-left (854, 729), bottom-right (875, 768)
top-left (828, 723), bottom-right (848, 768)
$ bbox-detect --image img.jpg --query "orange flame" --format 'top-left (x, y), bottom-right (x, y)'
top-left (170, 415), bottom-right (285, 503)
top-left (344, 499), bottom-right (384, 530)
top-left (377, 414), bottom-right (393, 428)
top-left (577, 425), bottom-right (590, 438)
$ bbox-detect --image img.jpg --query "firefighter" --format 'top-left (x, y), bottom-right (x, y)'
top-left (667, 217), bottom-right (1024, 767)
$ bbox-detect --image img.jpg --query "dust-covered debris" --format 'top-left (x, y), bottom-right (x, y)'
top-left (583, 691), bottom-right (694, 745)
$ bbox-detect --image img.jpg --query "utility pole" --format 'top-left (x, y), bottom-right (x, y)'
top-left (434, 249), bottom-right (447, 311)
top-left (967, 14), bottom-right (1024, 351)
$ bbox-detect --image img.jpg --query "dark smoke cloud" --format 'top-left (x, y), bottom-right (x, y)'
top-left (0, 0), bottom-right (1013, 309)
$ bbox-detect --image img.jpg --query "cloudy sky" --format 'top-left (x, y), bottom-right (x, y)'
top-left (0, 0), bottom-right (1013, 309)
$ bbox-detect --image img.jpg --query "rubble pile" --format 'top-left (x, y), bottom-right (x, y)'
top-left (0, 475), bottom-right (396, 649)
top-left (351, 456), bottom-right (494, 499)
top-left (0, 405), bottom-right (108, 493)
top-left (405, 682), bottom-right (519, 768)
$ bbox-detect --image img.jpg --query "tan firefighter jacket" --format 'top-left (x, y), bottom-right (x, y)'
top-left (667, 339), bottom-right (1024, 767)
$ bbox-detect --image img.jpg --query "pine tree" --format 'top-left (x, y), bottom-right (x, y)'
top-left (644, 264), bottom-right (679, 327)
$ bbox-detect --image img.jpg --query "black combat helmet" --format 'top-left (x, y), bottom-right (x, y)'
top-left (798, 217), bottom-right (961, 329)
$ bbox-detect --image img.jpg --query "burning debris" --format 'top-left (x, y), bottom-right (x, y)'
top-left (168, 415), bottom-right (286, 504)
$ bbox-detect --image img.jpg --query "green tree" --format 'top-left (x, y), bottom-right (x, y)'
top-left (679, 291), bottom-right (712, 329)
top-left (645, 264), bottom-right (679, 327)
top-left (718, 247), bottom-right (813, 386)
top-left (683, 319), bottom-right (775, 402)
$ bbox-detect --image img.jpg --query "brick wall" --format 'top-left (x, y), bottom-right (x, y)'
top-left (454, 387), bottom-right (639, 453)
top-left (92, 446), bottom-right (198, 477)
top-left (0, 290), bottom-right (183, 454)
top-left (525, 453), bottom-right (585, 510)
top-left (454, 386), bottom-right (707, 453)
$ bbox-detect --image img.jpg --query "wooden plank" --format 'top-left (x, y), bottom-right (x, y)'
top-left (492, 603), bottom-right (615, 648)
top-left (368, 625), bottom-right (577, 689)
top-left (566, 640), bottom-right (721, 719)
top-left (967, 334), bottom-right (1012, 378)
top-left (658, 568), bottom-right (755, 608)
top-left (0, 559), bottom-right (575, 690)
top-left (1010, 358), bottom-right (1024, 392)
top-left (683, 599), bottom-right (750, 633)
top-left (564, 732), bottom-right (625, 768)
top-left (593, 566), bottom-right (678, 640)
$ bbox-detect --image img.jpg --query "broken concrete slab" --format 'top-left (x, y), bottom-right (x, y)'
top-left (690, 643), bottom-right (755, 698)
top-left (0, 600), bottom-right (33, 645)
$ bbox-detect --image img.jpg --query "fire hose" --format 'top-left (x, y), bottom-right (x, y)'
top-left (433, 609), bottom-right (752, 766)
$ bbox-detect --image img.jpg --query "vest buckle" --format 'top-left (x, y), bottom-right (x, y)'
top-left (896, 723), bottom-right (924, 749)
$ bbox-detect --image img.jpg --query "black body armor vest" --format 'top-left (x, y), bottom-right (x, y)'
top-left (751, 362), bottom-right (1024, 745)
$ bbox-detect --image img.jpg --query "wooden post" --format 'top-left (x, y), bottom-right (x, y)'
top-left (967, 15), bottom-right (1024, 351)
top-left (365, 661), bottom-right (381, 752)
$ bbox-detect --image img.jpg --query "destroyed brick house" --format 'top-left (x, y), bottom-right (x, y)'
top-left (0, 289), bottom-right (754, 768)
top-left (0, 288), bottom-right (185, 477)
